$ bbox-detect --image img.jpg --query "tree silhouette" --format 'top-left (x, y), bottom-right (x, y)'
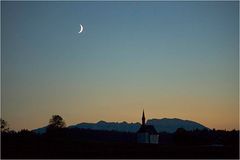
top-left (1, 118), bottom-right (9, 132)
top-left (47, 115), bottom-right (66, 131)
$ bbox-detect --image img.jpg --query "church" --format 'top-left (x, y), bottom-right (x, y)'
top-left (137, 110), bottom-right (159, 144)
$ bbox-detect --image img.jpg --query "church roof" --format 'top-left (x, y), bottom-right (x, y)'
top-left (137, 125), bottom-right (158, 134)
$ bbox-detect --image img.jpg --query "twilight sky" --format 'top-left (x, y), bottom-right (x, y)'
top-left (1, 1), bottom-right (238, 131)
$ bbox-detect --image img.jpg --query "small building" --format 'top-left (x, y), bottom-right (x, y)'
top-left (137, 110), bottom-right (159, 144)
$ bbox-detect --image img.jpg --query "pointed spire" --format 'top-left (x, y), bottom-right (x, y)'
top-left (142, 109), bottom-right (145, 125)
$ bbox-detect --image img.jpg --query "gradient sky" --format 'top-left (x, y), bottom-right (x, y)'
top-left (1, 1), bottom-right (239, 131)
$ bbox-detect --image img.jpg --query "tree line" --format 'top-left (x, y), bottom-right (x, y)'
top-left (1, 115), bottom-right (66, 133)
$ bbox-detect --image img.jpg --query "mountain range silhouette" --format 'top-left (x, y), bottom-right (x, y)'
top-left (33, 118), bottom-right (208, 134)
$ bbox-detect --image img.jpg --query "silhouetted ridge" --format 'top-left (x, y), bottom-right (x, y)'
top-left (97, 120), bottom-right (107, 124)
top-left (33, 118), bottom-right (208, 134)
top-left (147, 118), bottom-right (208, 133)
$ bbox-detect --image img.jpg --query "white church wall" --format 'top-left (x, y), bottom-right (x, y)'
top-left (149, 134), bottom-right (159, 144)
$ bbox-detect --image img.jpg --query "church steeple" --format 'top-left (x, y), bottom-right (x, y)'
top-left (142, 109), bottom-right (145, 125)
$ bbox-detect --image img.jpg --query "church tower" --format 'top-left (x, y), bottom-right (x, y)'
top-left (137, 109), bottom-right (159, 144)
top-left (142, 109), bottom-right (145, 125)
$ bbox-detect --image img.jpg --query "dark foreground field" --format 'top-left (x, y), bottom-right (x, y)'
top-left (2, 140), bottom-right (239, 158)
top-left (1, 128), bottom-right (239, 159)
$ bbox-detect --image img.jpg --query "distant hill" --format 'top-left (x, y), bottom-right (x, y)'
top-left (32, 118), bottom-right (208, 134)
top-left (32, 127), bottom-right (47, 134)
top-left (147, 118), bottom-right (208, 133)
top-left (69, 121), bottom-right (141, 132)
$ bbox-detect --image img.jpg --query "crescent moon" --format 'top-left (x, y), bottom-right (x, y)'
top-left (78, 24), bottom-right (83, 34)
